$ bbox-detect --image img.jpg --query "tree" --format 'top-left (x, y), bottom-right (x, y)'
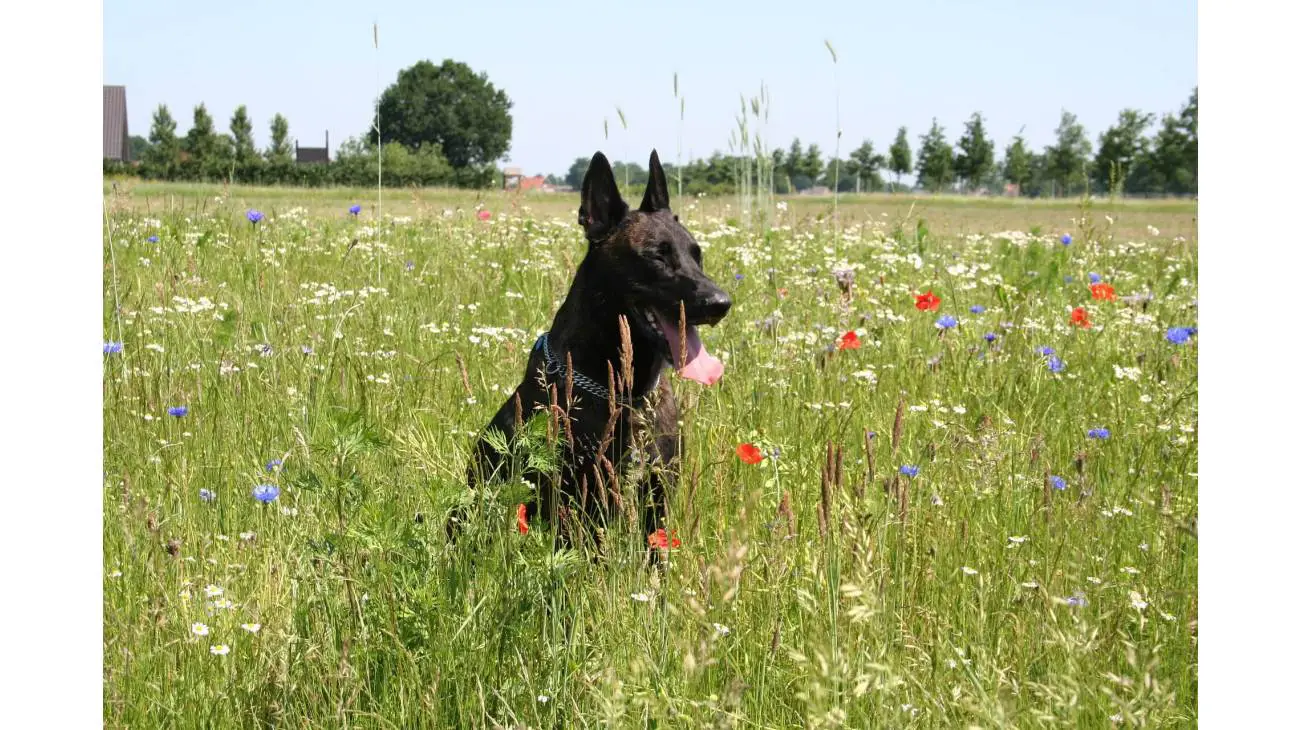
top-left (371, 59), bottom-right (513, 175)
top-left (265, 113), bottom-right (293, 166)
top-left (180, 103), bottom-right (231, 180)
top-left (915, 118), bottom-right (955, 192)
top-left (782, 139), bottom-right (805, 190)
top-left (128, 135), bottom-right (151, 162)
top-left (800, 143), bottom-right (825, 189)
top-left (565, 157), bottom-right (591, 190)
top-left (1091, 109), bottom-right (1155, 194)
top-left (843, 139), bottom-right (886, 192)
top-left (142, 104), bottom-right (180, 179)
top-left (229, 105), bottom-right (261, 181)
top-left (887, 127), bottom-right (912, 187)
top-left (1044, 110), bottom-right (1092, 196)
top-left (1002, 133), bottom-right (1032, 190)
top-left (954, 112), bottom-right (995, 191)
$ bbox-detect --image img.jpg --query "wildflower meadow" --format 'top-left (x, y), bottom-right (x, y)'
top-left (103, 185), bottom-right (1197, 727)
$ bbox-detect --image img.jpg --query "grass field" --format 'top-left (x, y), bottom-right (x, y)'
top-left (102, 182), bottom-right (1198, 728)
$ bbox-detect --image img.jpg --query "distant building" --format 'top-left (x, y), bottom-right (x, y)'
top-left (503, 167), bottom-right (546, 192)
top-left (103, 86), bottom-right (130, 162)
top-left (296, 131), bottom-right (329, 164)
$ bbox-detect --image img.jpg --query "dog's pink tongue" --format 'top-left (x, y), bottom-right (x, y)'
top-left (661, 317), bottom-right (724, 385)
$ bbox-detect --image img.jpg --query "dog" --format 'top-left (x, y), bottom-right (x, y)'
top-left (448, 149), bottom-right (732, 555)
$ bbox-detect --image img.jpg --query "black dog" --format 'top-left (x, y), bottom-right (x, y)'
top-left (449, 150), bottom-right (731, 554)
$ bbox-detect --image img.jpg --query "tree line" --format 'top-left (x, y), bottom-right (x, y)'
top-left (560, 88), bottom-right (1196, 198)
top-left (107, 54), bottom-right (1194, 199)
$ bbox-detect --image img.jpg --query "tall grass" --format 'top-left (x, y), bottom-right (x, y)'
top-left (103, 188), bottom-right (1198, 727)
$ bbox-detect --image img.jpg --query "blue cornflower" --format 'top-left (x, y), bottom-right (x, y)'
top-left (349, 204), bottom-right (362, 216)
top-left (247, 209), bottom-right (264, 224)
top-left (167, 405), bottom-right (188, 417)
top-left (1050, 475), bottom-right (1067, 490)
top-left (1061, 233), bottom-right (1072, 245)
top-left (1087, 428), bottom-right (1111, 440)
top-left (1035, 346), bottom-right (1056, 357)
top-left (1046, 356), bottom-right (1065, 373)
top-left (104, 341), bottom-right (124, 355)
top-left (936, 314), bottom-right (958, 329)
top-left (147, 235), bottom-right (159, 243)
top-left (1166, 326), bottom-right (1196, 345)
top-left (405, 261), bottom-right (415, 271)
top-left (252, 484), bottom-right (280, 503)
top-left (1088, 272), bottom-right (1102, 284)
top-left (1064, 275), bottom-right (1074, 284)
top-left (1066, 592), bottom-right (1088, 607)
top-left (735, 273), bottom-right (744, 281)
top-left (984, 332), bottom-right (997, 343)
top-left (301, 345), bottom-right (314, 355)
top-left (969, 304), bottom-right (986, 314)
top-left (867, 431), bottom-right (877, 440)
top-left (199, 488), bottom-right (215, 502)
top-left (265, 459), bottom-right (283, 473)
top-left (900, 465), bottom-right (920, 478)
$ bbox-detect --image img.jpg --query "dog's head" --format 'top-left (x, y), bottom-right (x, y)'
top-left (578, 150), bottom-right (731, 385)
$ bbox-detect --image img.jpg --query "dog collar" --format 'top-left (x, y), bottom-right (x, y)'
top-left (533, 333), bottom-right (658, 408)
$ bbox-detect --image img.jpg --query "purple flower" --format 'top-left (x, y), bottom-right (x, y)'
top-left (969, 305), bottom-right (986, 314)
top-left (252, 484), bottom-right (280, 503)
top-left (936, 314), bottom-right (958, 329)
top-left (1088, 272), bottom-right (1102, 284)
top-left (265, 458), bottom-right (283, 473)
top-left (1046, 356), bottom-right (1065, 373)
top-left (1050, 475), bottom-right (1067, 490)
top-left (900, 464), bottom-right (920, 478)
top-left (735, 273), bottom-right (744, 281)
top-left (199, 488), bottom-right (215, 502)
top-left (984, 332), bottom-right (997, 342)
top-left (1066, 592), bottom-right (1088, 607)
top-left (104, 341), bottom-right (124, 355)
top-left (1166, 326), bottom-right (1196, 345)
top-left (301, 345), bottom-right (314, 355)
top-left (1087, 427), bottom-right (1110, 440)
top-left (167, 405), bottom-right (188, 417)
top-left (247, 209), bottom-right (264, 224)
top-left (1063, 275), bottom-right (1074, 284)
top-left (349, 204), bottom-right (362, 216)
top-left (405, 261), bottom-right (415, 272)
top-left (1061, 233), bottom-right (1072, 245)
top-left (147, 235), bottom-right (159, 243)
top-left (1035, 346), bottom-right (1056, 357)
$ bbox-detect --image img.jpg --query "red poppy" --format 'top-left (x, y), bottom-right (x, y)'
top-left (477, 209), bottom-right (491, 221)
top-left (516, 503), bottom-right (529, 535)
top-left (736, 443), bottom-right (764, 464)
top-left (647, 529), bottom-right (682, 549)
top-left (914, 290), bottom-right (941, 312)
top-left (837, 330), bottom-right (861, 351)
top-left (1070, 306), bottom-right (1093, 329)
top-left (1089, 282), bottom-right (1116, 301)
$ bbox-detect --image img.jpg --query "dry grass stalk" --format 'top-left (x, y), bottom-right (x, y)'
top-left (892, 396), bottom-right (906, 457)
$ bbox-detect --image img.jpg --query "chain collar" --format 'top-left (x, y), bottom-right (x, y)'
top-left (533, 333), bottom-right (657, 408)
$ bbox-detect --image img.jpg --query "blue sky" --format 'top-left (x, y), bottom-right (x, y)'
top-left (104, 0), bottom-right (1196, 179)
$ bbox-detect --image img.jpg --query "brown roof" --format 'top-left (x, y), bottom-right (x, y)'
top-left (103, 86), bottom-right (130, 161)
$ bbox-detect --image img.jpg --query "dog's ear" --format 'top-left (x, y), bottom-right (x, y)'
top-left (578, 152), bottom-right (628, 242)
top-left (639, 149), bottom-right (671, 213)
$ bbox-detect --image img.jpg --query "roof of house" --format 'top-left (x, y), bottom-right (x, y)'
top-left (296, 147), bottom-right (329, 164)
top-left (104, 86), bottom-right (129, 160)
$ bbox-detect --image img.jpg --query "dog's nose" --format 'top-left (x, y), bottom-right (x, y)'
top-left (699, 291), bottom-right (732, 324)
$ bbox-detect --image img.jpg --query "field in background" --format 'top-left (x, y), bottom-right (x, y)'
top-left (103, 182), bottom-right (1198, 727)
top-left (105, 179), bottom-right (1197, 241)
